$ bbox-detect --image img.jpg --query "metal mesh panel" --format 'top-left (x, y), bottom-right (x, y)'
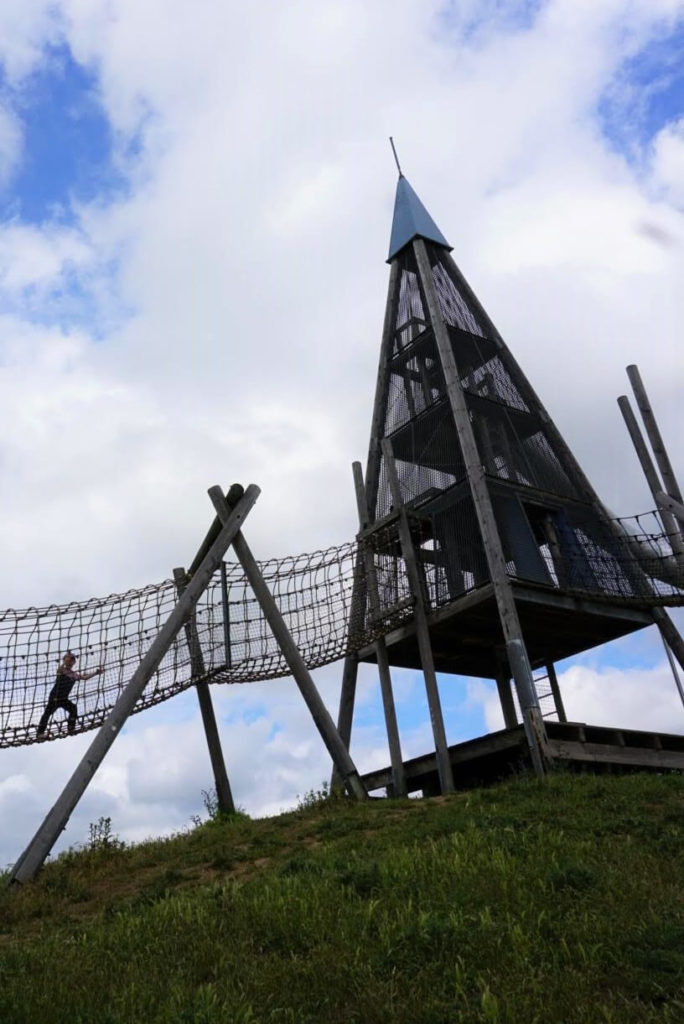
top-left (374, 444), bottom-right (464, 521)
top-left (395, 249), bottom-right (425, 335)
top-left (384, 331), bottom-right (444, 435)
top-left (424, 493), bottom-right (490, 605)
top-left (431, 260), bottom-right (486, 337)
top-left (458, 345), bottom-right (529, 413)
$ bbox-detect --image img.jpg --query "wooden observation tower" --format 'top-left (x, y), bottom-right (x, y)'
top-left (335, 165), bottom-right (684, 796)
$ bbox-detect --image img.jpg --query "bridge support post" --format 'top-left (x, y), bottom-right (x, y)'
top-left (173, 567), bottom-right (235, 815)
top-left (9, 484), bottom-right (260, 887)
top-left (208, 487), bottom-right (367, 801)
top-left (352, 461), bottom-right (406, 797)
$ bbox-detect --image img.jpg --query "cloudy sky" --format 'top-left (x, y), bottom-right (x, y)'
top-left (2, 0), bottom-right (684, 868)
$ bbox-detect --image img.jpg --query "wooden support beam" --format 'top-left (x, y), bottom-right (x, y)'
top-left (495, 670), bottom-right (518, 729)
top-left (220, 561), bottom-right (232, 669)
top-left (331, 653), bottom-right (359, 791)
top-left (656, 491), bottom-right (684, 533)
top-left (381, 439), bottom-right (455, 794)
top-left (352, 461), bottom-right (407, 797)
top-left (627, 364), bottom-right (683, 504)
top-left (365, 259), bottom-right (401, 522)
top-left (207, 487), bottom-right (367, 801)
top-left (617, 396), bottom-right (684, 566)
top-left (413, 238), bottom-right (547, 778)
top-left (546, 661), bottom-right (567, 724)
top-left (653, 608), bottom-right (684, 675)
top-left (331, 536), bottom-right (369, 790)
top-left (173, 567), bottom-right (235, 815)
top-left (9, 484), bottom-right (260, 887)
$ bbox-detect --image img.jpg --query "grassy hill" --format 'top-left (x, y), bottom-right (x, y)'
top-left (1, 772), bottom-right (683, 1023)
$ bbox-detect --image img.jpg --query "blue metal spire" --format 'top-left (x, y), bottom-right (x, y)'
top-left (387, 175), bottom-right (451, 262)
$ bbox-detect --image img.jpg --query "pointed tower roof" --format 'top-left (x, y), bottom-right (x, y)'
top-left (387, 175), bottom-right (452, 262)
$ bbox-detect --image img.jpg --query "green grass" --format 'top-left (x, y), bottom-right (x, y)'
top-left (1, 772), bottom-right (683, 1023)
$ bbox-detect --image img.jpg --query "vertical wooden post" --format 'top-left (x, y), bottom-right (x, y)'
top-left (413, 238), bottom-right (547, 778)
top-left (207, 487), bottom-right (367, 801)
top-left (173, 567), bottom-right (235, 815)
top-left (353, 461), bottom-right (407, 797)
top-left (546, 661), bottom-right (567, 723)
top-left (381, 439), bottom-right (455, 794)
top-left (331, 537), bottom-right (369, 790)
top-left (331, 653), bottom-right (360, 790)
top-left (220, 561), bottom-right (232, 669)
top-left (9, 485), bottom-right (260, 886)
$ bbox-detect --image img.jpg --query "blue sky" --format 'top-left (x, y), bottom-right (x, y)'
top-left (599, 20), bottom-right (684, 160)
top-left (0, 0), bottom-right (683, 866)
top-left (4, 44), bottom-right (121, 225)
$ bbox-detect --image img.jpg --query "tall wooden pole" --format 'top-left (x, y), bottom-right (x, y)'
top-left (365, 259), bottom-right (401, 524)
top-left (352, 461), bottom-right (407, 797)
top-left (546, 662), bottom-right (567, 723)
top-left (9, 484), bottom-right (260, 886)
top-left (626, 365), bottom-right (683, 505)
top-left (381, 440), bottom-right (455, 794)
top-left (617, 396), bottom-right (684, 566)
top-left (331, 653), bottom-right (360, 791)
top-left (660, 632), bottom-right (684, 712)
top-left (173, 567), bottom-right (235, 815)
top-left (413, 238), bottom-right (547, 778)
top-left (207, 487), bottom-right (368, 801)
top-left (495, 669), bottom-right (518, 729)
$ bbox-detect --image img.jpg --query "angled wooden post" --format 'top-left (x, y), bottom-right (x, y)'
top-left (381, 439), bottom-right (455, 795)
top-left (653, 608), bottom-right (684, 674)
top-left (331, 654), bottom-right (360, 791)
top-left (9, 484), bottom-right (260, 887)
top-left (173, 567), bottom-right (235, 815)
top-left (627, 365), bottom-right (683, 505)
top-left (353, 461), bottom-right (407, 797)
top-left (495, 669), bottom-right (518, 729)
top-left (413, 237), bottom-right (548, 779)
top-left (655, 491), bottom-right (684, 534)
top-left (617, 396), bottom-right (684, 567)
top-left (660, 633), bottom-right (684, 711)
top-left (207, 487), bottom-right (368, 801)
top-left (546, 661), bottom-right (567, 723)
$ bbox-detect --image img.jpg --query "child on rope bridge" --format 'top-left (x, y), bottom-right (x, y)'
top-left (36, 650), bottom-right (103, 738)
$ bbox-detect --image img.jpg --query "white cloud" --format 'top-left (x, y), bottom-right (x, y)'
top-left (651, 116), bottom-right (684, 207)
top-left (1, 0), bottom-right (684, 872)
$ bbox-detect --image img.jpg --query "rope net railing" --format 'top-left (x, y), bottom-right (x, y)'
top-left (1, 512), bottom-right (683, 748)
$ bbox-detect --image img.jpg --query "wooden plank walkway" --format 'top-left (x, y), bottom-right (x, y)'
top-left (361, 720), bottom-right (684, 795)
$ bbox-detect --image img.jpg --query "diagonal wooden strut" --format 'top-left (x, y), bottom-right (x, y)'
top-left (207, 487), bottom-right (368, 801)
top-left (9, 484), bottom-right (260, 887)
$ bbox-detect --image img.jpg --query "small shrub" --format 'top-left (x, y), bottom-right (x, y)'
top-left (87, 816), bottom-right (124, 853)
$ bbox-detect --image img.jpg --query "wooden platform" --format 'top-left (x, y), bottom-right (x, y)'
top-left (360, 720), bottom-right (684, 795)
top-left (357, 581), bottom-right (654, 678)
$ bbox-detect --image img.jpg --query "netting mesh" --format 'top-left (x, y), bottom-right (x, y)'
top-left (0, 511), bottom-right (682, 749)
top-left (374, 243), bottom-right (588, 522)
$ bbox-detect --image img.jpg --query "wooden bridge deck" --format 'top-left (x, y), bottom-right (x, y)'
top-left (360, 721), bottom-right (684, 796)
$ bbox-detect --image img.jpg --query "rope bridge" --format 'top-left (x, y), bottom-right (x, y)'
top-left (1, 511), bottom-right (682, 749)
